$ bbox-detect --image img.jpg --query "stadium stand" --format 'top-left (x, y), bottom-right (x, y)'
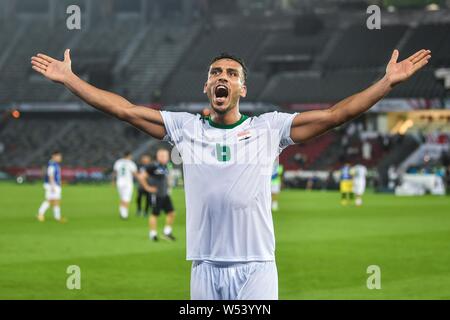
top-left (0, 11), bottom-right (448, 104)
top-left (324, 24), bottom-right (408, 69)
top-left (0, 113), bottom-right (152, 167)
top-left (400, 23), bottom-right (450, 68)
top-left (260, 69), bottom-right (382, 104)
top-left (0, 19), bottom-right (77, 104)
top-left (116, 22), bottom-right (202, 103)
top-left (0, 5), bottom-right (448, 184)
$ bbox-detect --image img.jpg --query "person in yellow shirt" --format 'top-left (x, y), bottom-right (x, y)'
top-left (340, 163), bottom-right (353, 206)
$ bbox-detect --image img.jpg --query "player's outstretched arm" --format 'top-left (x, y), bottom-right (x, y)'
top-left (290, 49), bottom-right (431, 143)
top-left (31, 49), bottom-right (166, 139)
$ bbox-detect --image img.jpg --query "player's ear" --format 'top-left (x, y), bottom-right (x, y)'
top-left (240, 83), bottom-right (247, 98)
top-left (203, 82), bottom-right (207, 94)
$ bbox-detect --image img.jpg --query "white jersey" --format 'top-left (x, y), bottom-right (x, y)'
top-left (161, 110), bottom-right (297, 262)
top-left (113, 158), bottom-right (137, 186)
top-left (352, 164), bottom-right (367, 182)
top-left (352, 164), bottom-right (367, 196)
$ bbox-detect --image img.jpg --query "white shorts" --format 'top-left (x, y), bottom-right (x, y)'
top-left (353, 180), bottom-right (366, 196)
top-left (271, 183), bottom-right (281, 194)
top-left (117, 183), bottom-right (133, 202)
top-left (44, 183), bottom-right (61, 200)
top-left (190, 260), bottom-right (278, 300)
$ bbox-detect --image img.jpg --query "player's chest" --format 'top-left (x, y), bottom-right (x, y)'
top-left (179, 126), bottom-right (277, 164)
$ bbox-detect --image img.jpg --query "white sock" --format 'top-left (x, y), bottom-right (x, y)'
top-left (38, 201), bottom-right (50, 216)
top-left (53, 206), bottom-right (61, 220)
top-left (149, 230), bottom-right (157, 238)
top-left (163, 226), bottom-right (172, 235)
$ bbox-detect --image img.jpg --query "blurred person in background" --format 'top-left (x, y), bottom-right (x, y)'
top-left (352, 164), bottom-right (367, 206)
top-left (136, 154), bottom-right (153, 217)
top-left (271, 158), bottom-right (284, 211)
top-left (113, 151), bottom-right (155, 220)
top-left (340, 163), bottom-right (353, 206)
top-left (140, 148), bottom-right (176, 242)
top-left (37, 151), bottom-right (66, 223)
top-left (388, 165), bottom-right (399, 190)
top-left (362, 139), bottom-right (372, 161)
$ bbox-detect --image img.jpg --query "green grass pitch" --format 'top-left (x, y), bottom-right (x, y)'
top-left (0, 182), bottom-right (449, 299)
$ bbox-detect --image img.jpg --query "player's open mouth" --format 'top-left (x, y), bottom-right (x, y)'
top-left (214, 85), bottom-right (229, 104)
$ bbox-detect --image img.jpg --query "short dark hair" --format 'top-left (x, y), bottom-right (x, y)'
top-left (124, 151), bottom-right (132, 157)
top-left (52, 150), bottom-right (61, 156)
top-left (210, 53), bottom-right (248, 82)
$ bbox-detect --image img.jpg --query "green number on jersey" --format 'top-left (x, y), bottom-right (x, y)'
top-left (216, 144), bottom-right (231, 162)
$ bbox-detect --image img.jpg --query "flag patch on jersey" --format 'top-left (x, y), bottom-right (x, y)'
top-left (237, 130), bottom-right (252, 141)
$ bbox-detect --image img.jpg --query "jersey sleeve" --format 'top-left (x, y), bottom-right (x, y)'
top-left (260, 111), bottom-right (298, 152)
top-left (130, 162), bottom-right (137, 173)
top-left (47, 165), bottom-right (55, 177)
top-left (113, 161), bottom-right (119, 172)
top-left (160, 111), bottom-right (196, 146)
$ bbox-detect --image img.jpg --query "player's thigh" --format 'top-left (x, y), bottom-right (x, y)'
top-left (45, 185), bottom-right (61, 201)
top-left (341, 181), bottom-right (352, 193)
top-left (118, 184), bottom-right (133, 202)
top-left (236, 261), bottom-right (278, 300)
top-left (152, 196), bottom-right (162, 216)
top-left (190, 261), bottom-right (218, 300)
top-left (163, 196), bottom-right (175, 214)
top-left (353, 180), bottom-right (366, 195)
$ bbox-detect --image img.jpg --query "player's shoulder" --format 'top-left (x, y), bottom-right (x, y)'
top-left (128, 160), bottom-right (137, 167)
top-left (49, 161), bottom-right (59, 168)
top-left (251, 110), bottom-right (296, 128)
top-left (161, 110), bottom-right (199, 123)
top-left (254, 110), bottom-right (296, 121)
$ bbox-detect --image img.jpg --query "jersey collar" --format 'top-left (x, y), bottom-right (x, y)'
top-left (207, 114), bottom-right (248, 129)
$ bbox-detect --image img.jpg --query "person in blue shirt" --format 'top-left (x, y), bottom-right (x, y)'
top-left (37, 151), bottom-right (66, 222)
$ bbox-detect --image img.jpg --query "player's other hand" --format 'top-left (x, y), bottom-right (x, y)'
top-left (31, 49), bottom-right (73, 84)
top-left (385, 49), bottom-right (431, 87)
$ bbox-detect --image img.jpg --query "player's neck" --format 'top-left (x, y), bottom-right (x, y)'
top-left (210, 109), bottom-right (242, 126)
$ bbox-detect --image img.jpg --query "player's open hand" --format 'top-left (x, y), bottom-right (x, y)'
top-left (31, 49), bottom-right (73, 84)
top-left (385, 49), bottom-right (431, 87)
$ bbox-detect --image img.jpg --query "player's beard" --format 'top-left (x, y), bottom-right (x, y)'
top-left (210, 101), bottom-right (236, 115)
top-left (209, 90), bottom-right (240, 115)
